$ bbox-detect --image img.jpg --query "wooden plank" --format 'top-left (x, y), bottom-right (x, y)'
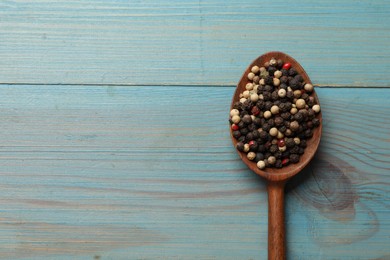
top-left (0, 0), bottom-right (389, 86)
top-left (0, 85), bottom-right (388, 259)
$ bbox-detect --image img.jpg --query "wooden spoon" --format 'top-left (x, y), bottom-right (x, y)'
top-left (230, 51), bottom-right (322, 260)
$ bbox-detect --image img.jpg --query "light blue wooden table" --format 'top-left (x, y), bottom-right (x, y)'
top-left (0, 1), bottom-right (389, 259)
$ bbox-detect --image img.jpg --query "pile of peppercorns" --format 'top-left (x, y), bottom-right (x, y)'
top-left (229, 57), bottom-right (321, 170)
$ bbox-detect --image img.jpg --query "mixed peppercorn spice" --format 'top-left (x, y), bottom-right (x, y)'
top-left (229, 57), bottom-right (321, 170)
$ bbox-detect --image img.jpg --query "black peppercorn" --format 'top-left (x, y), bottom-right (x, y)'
top-left (233, 131), bottom-right (241, 139)
top-left (275, 159), bottom-right (283, 168)
top-left (294, 74), bottom-right (303, 83)
top-left (289, 154), bottom-right (300, 163)
top-left (252, 130), bottom-right (260, 139)
top-left (238, 121), bottom-right (245, 129)
top-left (269, 144), bottom-right (278, 154)
top-left (285, 138), bottom-right (295, 148)
top-left (312, 118), bottom-right (320, 127)
top-left (274, 117), bottom-right (284, 126)
top-left (262, 123), bottom-right (271, 132)
top-left (255, 153), bottom-right (265, 162)
top-left (278, 125), bottom-right (287, 133)
top-left (304, 129), bottom-right (313, 138)
top-left (264, 101), bottom-right (273, 110)
top-left (294, 112), bottom-right (304, 122)
top-left (271, 91), bottom-right (279, 101)
top-left (256, 100), bottom-right (265, 109)
top-left (277, 59), bottom-right (283, 69)
top-left (240, 127), bottom-right (249, 136)
top-left (262, 92), bottom-right (271, 101)
top-left (281, 112), bottom-right (291, 120)
top-left (268, 66), bottom-right (277, 76)
top-left (264, 75), bottom-right (273, 85)
top-left (274, 151), bottom-right (282, 159)
top-left (248, 124), bottom-right (256, 132)
top-left (249, 141), bottom-right (258, 152)
top-left (300, 140), bottom-right (307, 148)
top-left (242, 114), bottom-right (252, 125)
top-left (264, 85), bottom-right (274, 92)
top-left (259, 130), bottom-right (269, 140)
top-left (246, 132), bottom-right (254, 142)
top-left (236, 142), bottom-right (245, 152)
top-left (289, 78), bottom-right (300, 90)
top-left (288, 68), bottom-right (297, 77)
top-left (238, 136), bottom-right (246, 142)
top-left (286, 91), bottom-right (294, 99)
top-left (258, 144), bottom-right (266, 153)
top-left (253, 117), bottom-right (262, 127)
top-left (281, 69), bottom-right (288, 76)
top-left (290, 145), bottom-right (300, 154)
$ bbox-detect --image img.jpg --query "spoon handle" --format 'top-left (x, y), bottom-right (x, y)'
top-left (267, 181), bottom-right (286, 260)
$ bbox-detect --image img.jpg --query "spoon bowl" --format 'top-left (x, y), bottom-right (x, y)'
top-left (230, 51), bottom-right (322, 259)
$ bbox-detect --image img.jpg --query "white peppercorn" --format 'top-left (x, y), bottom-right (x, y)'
top-left (304, 83), bottom-right (314, 92)
top-left (273, 78), bottom-right (280, 87)
top-left (230, 109), bottom-right (239, 117)
top-left (243, 143), bottom-right (250, 152)
top-left (279, 145), bottom-right (287, 152)
top-left (274, 70), bottom-right (282, 79)
top-left (296, 99), bottom-right (306, 109)
top-left (248, 72), bottom-right (255, 80)
top-left (290, 107), bottom-right (298, 115)
top-left (270, 105), bottom-right (280, 115)
top-left (231, 115), bottom-right (241, 124)
top-left (247, 152), bottom-right (256, 160)
top-left (267, 156), bottom-right (276, 165)
top-left (251, 65), bottom-right (260, 74)
top-left (278, 88), bottom-right (286, 98)
top-left (257, 160), bottom-right (266, 169)
top-left (243, 90), bottom-right (250, 98)
top-left (246, 83), bottom-right (254, 90)
top-left (312, 104), bottom-right (321, 113)
top-left (263, 110), bottom-right (272, 119)
top-left (269, 127), bottom-right (278, 137)
top-left (250, 93), bottom-right (259, 102)
top-left (277, 131), bottom-right (284, 139)
top-left (240, 98), bottom-right (247, 103)
top-left (293, 90), bottom-right (302, 98)
top-left (294, 137), bottom-right (301, 145)
top-left (259, 78), bottom-right (265, 86)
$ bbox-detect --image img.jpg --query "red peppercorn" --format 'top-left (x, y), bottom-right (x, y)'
top-left (251, 106), bottom-right (260, 116)
top-left (277, 139), bottom-right (285, 147)
top-left (282, 158), bottom-right (290, 166)
top-left (231, 124), bottom-right (239, 131)
top-left (282, 63), bottom-right (291, 70)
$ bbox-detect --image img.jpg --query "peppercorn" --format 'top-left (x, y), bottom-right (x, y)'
top-left (231, 115), bottom-right (240, 124)
top-left (236, 142), bottom-right (245, 152)
top-left (282, 63), bottom-right (291, 70)
top-left (262, 92), bottom-right (271, 101)
top-left (270, 105), bottom-right (280, 115)
top-left (264, 85), bottom-right (274, 93)
top-left (257, 160), bottom-right (266, 169)
top-left (251, 65), bottom-right (260, 74)
top-left (278, 125), bottom-right (287, 133)
top-left (280, 76), bottom-right (289, 84)
top-left (252, 130), bottom-right (260, 140)
top-left (281, 112), bottom-right (291, 120)
top-left (247, 152), bottom-right (256, 160)
top-left (269, 127), bottom-right (278, 137)
top-left (289, 154), bottom-right (300, 163)
top-left (255, 153), bottom-right (265, 162)
top-left (288, 68), bottom-right (297, 76)
top-left (274, 116), bottom-right (284, 126)
top-left (274, 70), bottom-right (282, 79)
top-left (304, 129), bottom-right (313, 138)
top-left (300, 140), bottom-right (307, 148)
top-left (268, 66), bottom-right (277, 76)
top-left (264, 75), bottom-right (273, 85)
top-left (277, 59), bottom-right (283, 69)
top-left (312, 118), bottom-right (320, 127)
top-left (290, 121), bottom-right (300, 131)
top-left (258, 144), bottom-right (266, 152)
top-left (240, 127), bottom-right (249, 136)
top-left (294, 74), bottom-right (303, 83)
top-left (296, 99), bottom-right (306, 109)
top-left (312, 104), bottom-right (321, 113)
top-left (282, 158), bottom-right (290, 166)
top-left (247, 123), bottom-right (256, 132)
top-left (289, 78), bottom-right (300, 90)
top-left (294, 112), bottom-right (304, 122)
top-left (242, 114), bottom-right (252, 125)
top-left (285, 138), bottom-right (295, 148)
top-left (259, 130), bottom-right (269, 140)
top-left (249, 140), bottom-right (258, 152)
top-left (304, 83), bottom-right (314, 92)
top-left (268, 118), bottom-right (275, 127)
top-left (286, 90), bottom-right (294, 99)
top-left (277, 139), bottom-right (285, 147)
top-left (231, 124), bottom-right (239, 131)
top-left (267, 156), bottom-right (276, 165)
top-left (275, 159), bottom-right (283, 168)
top-left (290, 146), bottom-right (300, 154)
top-left (233, 131), bottom-right (241, 139)
top-left (269, 144), bottom-right (278, 153)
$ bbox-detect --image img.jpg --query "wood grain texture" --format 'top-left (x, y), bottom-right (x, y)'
top-left (1, 0), bottom-right (390, 86)
top-left (0, 85), bottom-right (388, 259)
